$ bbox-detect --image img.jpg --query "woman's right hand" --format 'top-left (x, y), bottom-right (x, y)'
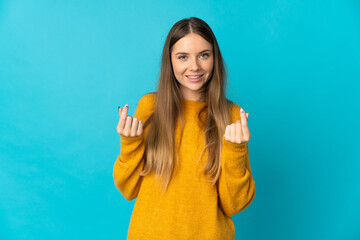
top-left (116, 104), bottom-right (143, 137)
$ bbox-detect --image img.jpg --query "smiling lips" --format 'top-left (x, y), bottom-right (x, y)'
top-left (186, 74), bottom-right (204, 82)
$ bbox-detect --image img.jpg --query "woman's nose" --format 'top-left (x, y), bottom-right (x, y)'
top-left (189, 58), bottom-right (200, 71)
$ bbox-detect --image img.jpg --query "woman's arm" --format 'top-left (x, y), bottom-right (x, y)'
top-left (113, 134), bottom-right (145, 201)
top-left (217, 103), bottom-right (256, 217)
top-left (218, 137), bottom-right (256, 217)
top-left (113, 93), bottom-right (155, 201)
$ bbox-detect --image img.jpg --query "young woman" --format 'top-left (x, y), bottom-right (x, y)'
top-left (113, 17), bottom-right (256, 240)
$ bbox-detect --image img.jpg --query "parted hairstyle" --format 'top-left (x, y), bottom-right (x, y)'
top-left (138, 17), bottom-right (233, 193)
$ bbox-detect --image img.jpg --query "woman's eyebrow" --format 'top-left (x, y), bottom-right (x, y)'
top-left (175, 49), bottom-right (211, 55)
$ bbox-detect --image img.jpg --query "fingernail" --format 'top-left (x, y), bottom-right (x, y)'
top-left (125, 104), bottom-right (128, 108)
top-left (240, 108), bottom-right (244, 113)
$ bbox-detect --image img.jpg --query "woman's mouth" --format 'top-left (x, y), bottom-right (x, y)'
top-left (186, 74), bottom-right (204, 82)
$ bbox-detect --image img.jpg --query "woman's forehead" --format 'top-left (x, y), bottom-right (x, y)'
top-left (172, 34), bottom-right (212, 53)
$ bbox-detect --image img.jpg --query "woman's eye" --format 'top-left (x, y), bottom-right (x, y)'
top-left (178, 53), bottom-right (209, 60)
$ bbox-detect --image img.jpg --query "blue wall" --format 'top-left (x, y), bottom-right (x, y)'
top-left (1, 0), bottom-right (359, 239)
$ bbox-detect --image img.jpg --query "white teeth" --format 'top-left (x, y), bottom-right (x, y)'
top-left (187, 75), bottom-right (202, 78)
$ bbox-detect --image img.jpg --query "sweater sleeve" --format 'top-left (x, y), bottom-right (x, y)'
top-left (217, 103), bottom-right (256, 217)
top-left (113, 93), bottom-right (155, 201)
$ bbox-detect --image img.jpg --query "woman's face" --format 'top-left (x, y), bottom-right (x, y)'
top-left (171, 33), bottom-right (214, 101)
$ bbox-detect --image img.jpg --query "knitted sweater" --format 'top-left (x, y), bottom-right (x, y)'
top-left (113, 93), bottom-right (256, 240)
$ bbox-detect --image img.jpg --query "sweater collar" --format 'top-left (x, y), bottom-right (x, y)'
top-left (183, 99), bottom-right (207, 111)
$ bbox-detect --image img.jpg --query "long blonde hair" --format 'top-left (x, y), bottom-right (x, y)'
top-left (139, 17), bottom-right (232, 192)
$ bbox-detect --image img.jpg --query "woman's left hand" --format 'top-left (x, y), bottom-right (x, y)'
top-left (224, 107), bottom-right (250, 144)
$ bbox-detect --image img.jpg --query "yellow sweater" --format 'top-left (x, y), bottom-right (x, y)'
top-left (113, 93), bottom-right (256, 240)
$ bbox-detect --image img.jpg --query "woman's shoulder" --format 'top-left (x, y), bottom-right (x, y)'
top-left (133, 92), bottom-right (156, 121)
top-left (226, 98), bottom-right (240, 111)
top-left (136, 92), bottom-right (156, 115)
top-left (226, 99), bottom-right (244, 122)
top-left (137, 92), bottom-right (157, 107)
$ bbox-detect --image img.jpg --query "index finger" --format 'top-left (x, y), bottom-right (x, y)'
top-left (240, 107), bottom-right (248, 127)
top-left (119, 104), bottom-right (129, 129)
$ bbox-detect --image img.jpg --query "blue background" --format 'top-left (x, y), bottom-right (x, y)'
top-left (1, 0), bottom-right (359, 239)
